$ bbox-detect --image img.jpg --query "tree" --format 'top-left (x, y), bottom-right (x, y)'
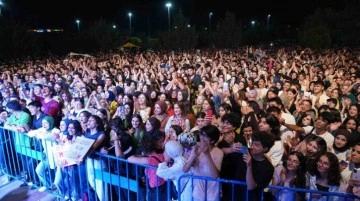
top-left (299, 3), bottom-right (360, 47)
top-left (159, 9), bottom-right (198, 50)
top-left (0, 20), bottom-right (40, 59)
top-left (86, 19), bottom-right (123, 51)
top-left (299, 25), bottom-right (332, 49)
top-left (213, 11), bottom-right (242, 48)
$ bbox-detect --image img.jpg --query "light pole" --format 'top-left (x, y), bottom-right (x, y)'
top-left (0, 1), bottom-right (4, 18)
top-left (128, 12), bottom-right (132, 33)
top-left (75, 19), bottom-right (80, 32)
top-left (267, 14), bottom-right (271, 29)
top-left (165, 3), bottom-right (172, 31)
top-left (251, 20), bottom-right (255, 28)
top-left (209, 12), bottom-right (213, 32)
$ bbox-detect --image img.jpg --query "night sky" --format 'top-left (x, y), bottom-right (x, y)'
top-left (3, 0), bottom-right (347, 31)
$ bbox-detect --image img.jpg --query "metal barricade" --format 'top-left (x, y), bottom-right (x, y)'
top-left (1, 126), bottom-right (360, 201)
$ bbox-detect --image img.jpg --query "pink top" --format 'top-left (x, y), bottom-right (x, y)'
top-left (146, 153), bottom-right (166, 188)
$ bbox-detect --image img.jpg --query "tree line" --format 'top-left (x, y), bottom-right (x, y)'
top-left (0, 3), bottom-right (360, 60)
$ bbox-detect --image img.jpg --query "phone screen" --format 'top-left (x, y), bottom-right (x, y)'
top-left (240, 146), bottom-right (248, 155)
top-left (299, 90), bottom-right (304, 97)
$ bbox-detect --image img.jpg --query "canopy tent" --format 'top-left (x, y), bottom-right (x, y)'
top-left (122, 42), bottom-right (140, 48)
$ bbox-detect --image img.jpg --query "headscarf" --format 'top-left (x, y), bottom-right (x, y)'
top-left (43, 116), bottom-right (55, 132)
top-left (165, 140), bottom-right (184, 160)
top-left (333, 129), bottom-right (351, 152)
top-left (61, 118), bottom-right (71, 135)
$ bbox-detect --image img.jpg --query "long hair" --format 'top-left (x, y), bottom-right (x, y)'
top-left (284, 151), bottom-right (306, 189)
top-left (296, 113), bottom-right (314, 127)
top-left (263, 113), bottom-right (281, 141)
top-left (341, 116), bottom-right (359, 130)
top-left (305, 134), bottom-right (327, 158)
top-left (89, 115), bottom-right (105, 132)
top-left (314, 152), bottom-right (341, 186)
top-left (68, 120), bottom-right (83, 137)
top-left (140, 130), bottom-right (165, 154)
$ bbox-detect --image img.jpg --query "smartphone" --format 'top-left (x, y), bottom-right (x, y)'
top-left (299, 90), bottom-right (304, 97)
top-left (352, 169), bottom-right (360, 180)
top-left (239, 146), bottom-right (248, 155)
top-left (29, 83), bottom-right (35, 89)
top-left (340, 160), bottom-right (349, 167)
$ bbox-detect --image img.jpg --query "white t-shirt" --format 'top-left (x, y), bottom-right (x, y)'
top-left (192, 147), bottom-right (224, 201)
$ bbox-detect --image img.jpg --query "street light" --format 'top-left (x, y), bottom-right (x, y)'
top-left (251, 20), bottom-right (255, 28)
top-left (165, 2), bottom-right (172, 31)
top-left (128, 12), bottom-right (132, 32)
top-left (209, 12), bottom-right (213, 32)
top-left (0, 0), bottom-right (4, 18)
top-left (267, 14), bottom-right (271, 29)
top-left (113, 25), bottom-right (116, 29)
top-left (75, 19), bottom-right (80, 32)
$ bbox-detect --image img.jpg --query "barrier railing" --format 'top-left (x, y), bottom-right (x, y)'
top-left (1, 126), bottom-right (360, 201)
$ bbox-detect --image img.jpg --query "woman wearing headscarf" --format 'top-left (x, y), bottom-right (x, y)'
top-left (28, 116), bottom-right (59, 192)
top-left (151, 101), bottom-right (169, 132)
top-left (157, 140), bottom-right (191, 201)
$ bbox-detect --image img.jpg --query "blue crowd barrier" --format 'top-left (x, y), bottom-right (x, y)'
top-left (1, 126), bottom-right (360, 201)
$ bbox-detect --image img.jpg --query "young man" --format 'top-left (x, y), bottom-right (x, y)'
top-left (242, 131), bottom-right (275, 200)
top-left (30, 84), bottom-right (61, 127)
top-left (223, 131), bottom-right (275, 200)
top-left (311, 80), bottom-right (330, 109)
top-left (312, 111), bottom-right (335, 149)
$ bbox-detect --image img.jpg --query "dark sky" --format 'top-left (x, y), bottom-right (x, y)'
top-left (3, 0), bottom-right (346, 31)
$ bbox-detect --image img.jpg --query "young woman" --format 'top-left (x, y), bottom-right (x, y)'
top-left (183, 125), bottom-right (223, 201)
top-left (259, 113), bottom-right (284, 167)
top-left (156, 141), bottom-right (190, 201)
top-left (202, 98), bottom-right (216, 123)
top-left (145, 117), bottom-right (161, 135)
top-left (165, 102), bottom-right (190, 135)
top-left (57, 119), bottom-right (70, 145)
top-left (240, 121), bottom-right (254, 147)
top-left (167, 125), bottom-right (183, 142)
top-left (69, 97), bottom-right (85, 120)
top-left (95, 108), bottom-right (110, 131)
top-left (59, 90), bottom-right (73, 111)
top-left (54, 120), bottom-right (86, 200)
top-left (306, 152), bottom-right (341, 201)
top-left (84, 115), bottom-right (107, 201)
top-left (134, 93), bottom-right (151, 123)
top-left (28, 116), bottom-right (59, 192)
top-left (295, 134), bottom-right (327, 172)
top-left (211, 102), bottom-right (231, 129)
top-left (331, 129), bottom-right (351, 164)
top-left (192, 95), bottom-right (205, 117)
top-left (128, 114), bottom-right (145, 153)
top-left (151, 101), bottom-right (169, 132)
top-left (78, 110), bottom-right (92, 133)
top-left (286, 88), bottom-right (298, 114)
top-left (104, 90), bottom-right (118, 117)
top-left (190, 112), bottom-right (210, 133)
top-left (127, 130), bottom-right (167, 201)
top-left (272, 151), bottom-right (306, 201)
top-left (113, 101), bottom-right (134, 130)
top-left (340, 117), bottom-right (360, 147)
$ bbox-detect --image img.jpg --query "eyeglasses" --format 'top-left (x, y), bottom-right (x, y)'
top-left (287, 159), bottom-right (300, 165)
top-left (317, 160), bottom-right (329, 167)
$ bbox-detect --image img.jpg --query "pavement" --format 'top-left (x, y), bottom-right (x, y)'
top-left (0, 175), bottom-right (60, 201)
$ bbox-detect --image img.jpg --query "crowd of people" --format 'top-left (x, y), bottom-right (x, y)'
top-left (0, 46), bottom-right (360, 201)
